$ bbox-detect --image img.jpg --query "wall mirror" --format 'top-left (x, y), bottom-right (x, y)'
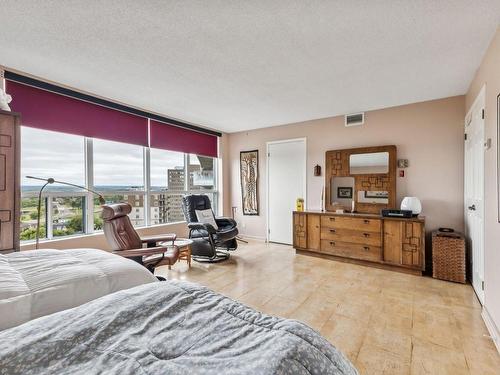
top-left (357, 190), bottom-right (389, 204)
top-left (349, 152), bottom-right (389, 174)
top-left (325, 145), bottom-right (396, 213)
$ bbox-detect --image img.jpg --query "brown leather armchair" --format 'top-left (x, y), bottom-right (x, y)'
top-left (101, 203), bottom-right (179, 275)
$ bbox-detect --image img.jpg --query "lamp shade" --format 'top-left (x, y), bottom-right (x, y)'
top-left (401, 197), bottom-right (422, 216)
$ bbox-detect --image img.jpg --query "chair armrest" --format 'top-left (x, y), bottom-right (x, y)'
top-left (112, 246), bottom-right (168, 258)
top-left (215, 217), bottom-right (237, 227)
top-left (187, 222), bottom-right (217, 234)
top-left (141, 233), bottom-right (177, 244)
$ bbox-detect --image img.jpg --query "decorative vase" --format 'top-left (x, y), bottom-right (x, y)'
top-left (401, 197), bottom-right (422, 216)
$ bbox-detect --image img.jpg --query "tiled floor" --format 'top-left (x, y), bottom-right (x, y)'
top-left (157, 240), bottom-right (500, 375)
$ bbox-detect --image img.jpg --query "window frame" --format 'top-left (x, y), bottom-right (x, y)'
top-left (20, 130), bottom-right (219, 243)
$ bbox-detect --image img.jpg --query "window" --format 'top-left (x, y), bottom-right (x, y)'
top-left (149, 150), bottom-right (217, 224)
top-left (20, 129), bottom-right (219, 242)
top-left (93, 139), bottom-right (145, 227)
top-left (20, 128), bottom-right (86, 241)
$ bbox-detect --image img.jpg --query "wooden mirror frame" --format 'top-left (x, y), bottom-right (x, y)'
top-left (325, 145), bottom-right (397, 214)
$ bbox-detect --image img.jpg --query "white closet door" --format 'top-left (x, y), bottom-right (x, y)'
top-left (267, 139), bottom-right (306, 244)
top-left (464, 87), bottom-right (485, 304)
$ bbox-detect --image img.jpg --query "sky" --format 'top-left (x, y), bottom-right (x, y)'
top-left (21, 127), bottom-right (186, 189)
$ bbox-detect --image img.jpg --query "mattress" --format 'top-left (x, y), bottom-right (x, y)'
top-left (0, 281), bottom-right (357, 375)
top-left (0, 248), bottom-right (156, 330)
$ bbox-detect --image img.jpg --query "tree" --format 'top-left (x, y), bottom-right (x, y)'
top-left (20, 226), bottom-right (46, 241)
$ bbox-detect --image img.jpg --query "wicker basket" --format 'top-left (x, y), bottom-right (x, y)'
top-left (432, 230), bottom-right (466, 283)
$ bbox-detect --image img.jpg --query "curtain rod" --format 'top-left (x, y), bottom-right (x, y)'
top-left (4, 70), bottom-right (222, 137)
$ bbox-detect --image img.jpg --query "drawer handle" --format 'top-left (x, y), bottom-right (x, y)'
top-left (363, 246), bottom-right (370, 251)
top-left (329, 217), bottom-right (336, 221)
top-left (363, 233), bottom-right (370, 237)
top-left (330, 241), bottom-right (336, 246)
top-left (330, 229), bottom-right (336, 233)
top-left (364, 219), bottom-right (370, 224)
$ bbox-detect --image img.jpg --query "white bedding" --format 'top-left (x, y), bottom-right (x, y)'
top-left (0, 248), bottom-right (156, 330)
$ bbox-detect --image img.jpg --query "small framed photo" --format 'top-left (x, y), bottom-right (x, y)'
top-left (337, 187), bottom-right (353, 199)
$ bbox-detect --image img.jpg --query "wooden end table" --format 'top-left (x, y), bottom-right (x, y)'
top-left (161, 238), bottom-right (193, 268)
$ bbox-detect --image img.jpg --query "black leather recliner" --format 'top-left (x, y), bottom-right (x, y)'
top-left (182, 194), bottom-right (238, 262)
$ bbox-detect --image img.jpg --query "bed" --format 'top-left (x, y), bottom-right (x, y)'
top-left (0, 280), bottom-right (358, 375)
top-left (0, 248), bottom-right (156, 330)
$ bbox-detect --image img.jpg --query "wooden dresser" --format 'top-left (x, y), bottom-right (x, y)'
top-left (0, 110), bottom-right (20, 254)
top-left (293, 211), bottom-right (425, 274)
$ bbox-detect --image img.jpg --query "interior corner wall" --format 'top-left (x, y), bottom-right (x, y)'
top-left (227, 96), bottom-right (465, 240)
top-left (466, 26), bottom-right (500, 345)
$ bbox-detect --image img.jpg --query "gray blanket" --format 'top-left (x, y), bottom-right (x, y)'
top-left (0, 281), bottom-right (357, 374)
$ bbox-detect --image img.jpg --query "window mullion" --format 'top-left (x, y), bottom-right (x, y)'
top-left (46, 196), bottom-right (53, 239)
top-left (144, 147), bottom-right (151, 227)
top-left (84, 138), bottom-right (94, 233)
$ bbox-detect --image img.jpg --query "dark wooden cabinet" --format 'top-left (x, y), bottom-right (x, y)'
top-left (0, 110), bottom-right (20, 253)
top-left (293, 211), bottom-right (425, 274)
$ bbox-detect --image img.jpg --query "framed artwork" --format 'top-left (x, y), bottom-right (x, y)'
top-left (240, 150), bottom-right (259, 215)
top-left (337, 186), bottom-right (353, 199)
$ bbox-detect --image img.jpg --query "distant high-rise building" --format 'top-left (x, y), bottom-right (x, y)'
top-left (166, 167), bottom-right (186, 222)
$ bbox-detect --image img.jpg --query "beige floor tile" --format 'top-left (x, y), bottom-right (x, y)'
top-left (320, 313), bottom-right (367, 362)
top-left (363, 326), bottom-right (412, 361)
top-left (356, 344), bottom-right (410, 375)
top-left (411, 338), bottom-right (469, 375)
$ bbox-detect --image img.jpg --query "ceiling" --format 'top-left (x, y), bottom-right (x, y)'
top-left (0, 1), bottom-right (499, 133)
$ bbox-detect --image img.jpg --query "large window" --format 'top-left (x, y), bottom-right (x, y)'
top-left (20, 128), bottom-right (86, 241)
top-left (149, 150), bottom-right (217, 225)
top-left (20, 128), bottom-right (218, 242)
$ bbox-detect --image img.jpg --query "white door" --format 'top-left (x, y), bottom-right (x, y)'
top-left (464, 86), bottom-right (485, 304)
top-left (267, 139), bottom-right (306, 244)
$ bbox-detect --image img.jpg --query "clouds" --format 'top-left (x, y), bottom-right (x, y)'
top-left (21, 127), bottom-right (186, 189)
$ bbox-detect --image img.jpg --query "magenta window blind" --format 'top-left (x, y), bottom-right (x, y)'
top-left (150, 120), bottom-right (218, 158)
top-left (6, 81), bottom-right (149, 146)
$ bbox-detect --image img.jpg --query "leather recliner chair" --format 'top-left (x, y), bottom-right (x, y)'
top-left (182, 194), bottom-right (238, 262)
top-left (101, 203), bottom-right (179, 275)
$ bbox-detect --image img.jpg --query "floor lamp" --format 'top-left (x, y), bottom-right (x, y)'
top-left (26, 176), bottom-right (106, 250)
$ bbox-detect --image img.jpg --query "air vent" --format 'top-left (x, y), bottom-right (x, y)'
top-left (345, 112), bottom-right (364, 127)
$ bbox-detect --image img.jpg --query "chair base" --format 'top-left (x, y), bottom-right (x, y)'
top-left (192, 250), bottom-right (230, 263)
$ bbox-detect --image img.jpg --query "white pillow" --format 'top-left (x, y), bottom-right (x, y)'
top-left (195, 209), bottom-right (218, 229)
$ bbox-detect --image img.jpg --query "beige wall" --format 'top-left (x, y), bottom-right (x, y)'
top-left (228, 96), bottom-right (465, 240)
top-left (21, 222), bottom-right (188, 251)
top-left (466, 27), bottom-right (500, 342)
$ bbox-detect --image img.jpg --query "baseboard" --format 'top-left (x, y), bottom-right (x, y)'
top-left (482, 306), bottom-right (500, 354)
top-left (238, 234), bottom-right (266, 241)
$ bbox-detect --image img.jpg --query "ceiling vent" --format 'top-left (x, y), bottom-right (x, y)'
top-left (345, 112), bottom-right (364, 127)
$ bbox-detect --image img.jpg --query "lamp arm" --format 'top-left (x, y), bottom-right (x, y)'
top-left (51, 179), bottom-right (105, 203)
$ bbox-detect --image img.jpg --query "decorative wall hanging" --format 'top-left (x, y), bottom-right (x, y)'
top-left (314, 164), bottom-right (321, 176)
top-left (240, 150), bottom-right (259, 215)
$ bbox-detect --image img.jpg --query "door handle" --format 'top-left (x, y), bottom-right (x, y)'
top-left (468, 204), bottom-right (476, 211)
top-left (363, 233), bottom-right (370, 237)
top-left (330, 229), bottom-right (336, 233)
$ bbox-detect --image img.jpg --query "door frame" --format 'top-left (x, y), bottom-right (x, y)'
top-left (464, 84), bottom-right (485, 304)
top-left (266, 137), bottom-right (307, 243)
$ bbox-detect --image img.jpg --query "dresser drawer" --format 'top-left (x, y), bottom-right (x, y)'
top-left (320, 227), bottom-right (382, 246)
top-left (320, 240), bottom-right (382, 262)
top-left (320, 215), bottom-right (381, 233)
